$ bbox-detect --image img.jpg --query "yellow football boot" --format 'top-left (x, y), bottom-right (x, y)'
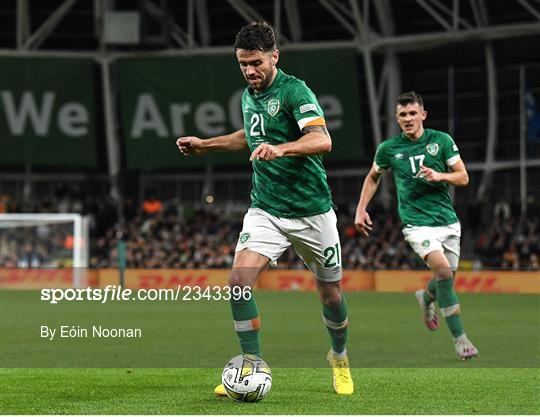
top-left (214, 384), bottom-right (227, 396)
top-left (327, 350), bottom-right (354, 395)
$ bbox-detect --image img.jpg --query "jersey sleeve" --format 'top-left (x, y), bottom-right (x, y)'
top-left (374, 142), bottom-right (390, 173)
top-left (285, 80), bottom-right (326, 130)
top-left (442, 133), bottom-right (461, 166)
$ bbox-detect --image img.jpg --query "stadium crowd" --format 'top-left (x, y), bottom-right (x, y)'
top-left (1, 191), bottom-right (538, 270)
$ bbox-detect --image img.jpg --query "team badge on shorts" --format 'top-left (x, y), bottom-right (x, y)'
top-left (239, 232), bottom-right (250, 244)
top-left (267, 99), bottom-right (280, 116)
top-left (426, 143), bottom-right (439, 156)
top-left (422, 239), bottom-right (430, 247)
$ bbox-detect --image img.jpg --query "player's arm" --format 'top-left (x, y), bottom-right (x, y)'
top-left (249, 125), bottom-right (331, 161)
top-left (177, 129), bottom-right (248, 155)
top-left (419, 159), bottom-right (469, 187)
top-left (354, 164), bottom-right (384, 236)
top-left (284, 125), bottom-right (332, 155)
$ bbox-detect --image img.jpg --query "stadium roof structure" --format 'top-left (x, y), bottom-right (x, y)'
top-left (1, 0), bottom-right (539, 211)
top-left (1, 0), bottom-right (539, 52)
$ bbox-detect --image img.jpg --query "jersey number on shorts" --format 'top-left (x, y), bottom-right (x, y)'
top-left (409, 154), bottom-right (425, 173)
top-left (323, 243), bottom-right (341, 267)
top-left (250, 113), bottom-right (266, 137)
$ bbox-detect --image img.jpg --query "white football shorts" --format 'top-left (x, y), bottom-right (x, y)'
top-left (402, 222), bottom-right (461, 270)
top-left (235, 208), bottom-right (342, 282)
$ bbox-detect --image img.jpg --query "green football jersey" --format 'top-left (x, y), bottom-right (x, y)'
top-left (374, 129), bottom-right (461, 227)
top-left (241, 69), bottom-right (333, 218)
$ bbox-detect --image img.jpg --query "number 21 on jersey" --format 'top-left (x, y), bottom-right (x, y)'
top-left (250, 113), bottom-right (266, 137)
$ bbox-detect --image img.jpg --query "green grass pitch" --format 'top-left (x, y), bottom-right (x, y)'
top-left (1, 290), bottom-right (539, 414)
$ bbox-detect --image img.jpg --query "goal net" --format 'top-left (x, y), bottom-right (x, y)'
top-left (0, 213), bottom-right (90, 288)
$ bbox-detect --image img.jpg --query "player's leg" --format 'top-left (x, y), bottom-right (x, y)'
top-left (405, 224), bottom-right (477, 359)
top-left (317, 280), bottom-right (349, 356)
top-left (404, 226), bottom-right (439, 330)
top-left (417, 223), bottom-right (461, 307)
top-left (317, 281), bottom-right (353, 395)
top-left (422, 278), bottom-right (438, 306)
top-left (216, 209), bottom-right (289, 396)
top-left (286, 210), bottom-right (348, 358)
top-left (229, 208), bottom-right (290, 358)
top-left (229, 249), bottom-right (269, 357)
top-left (440, 225), bottom-right (478, 359)
top-left (424, 250), bottom-right (460, 334)
top-left (414, 278), bottom-right (439, 331)
top-left (413, 253), bottom-right (438, 330)
top-left (288, 210), bottom-right (353, 395)
top-left (425, 250), bottom-right (478, 359)
top-left (216, 250), bottom-right (268, 397)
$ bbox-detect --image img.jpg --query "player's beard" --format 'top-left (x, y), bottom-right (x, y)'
top-left (246, 69), bottom-right (272, 91)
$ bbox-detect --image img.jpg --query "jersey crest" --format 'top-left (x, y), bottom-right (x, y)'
top-left (267, 99), bottom-right (280, 116)
top-left (239, 232), bottom-right (250, 244)
top-left (426, 143), bottom-right (439, 156)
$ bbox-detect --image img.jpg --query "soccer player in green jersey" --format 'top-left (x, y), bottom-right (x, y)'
top-left (177, 22), bottom-right (354, 395)
top-left (354, 91), bottom-right (478, 360)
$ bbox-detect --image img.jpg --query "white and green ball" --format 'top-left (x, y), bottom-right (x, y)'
top-left (221, 354), bottom-right (272, 402)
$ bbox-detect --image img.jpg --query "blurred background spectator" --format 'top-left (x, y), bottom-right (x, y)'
top-left (1, 184), bottom-right (538, 271)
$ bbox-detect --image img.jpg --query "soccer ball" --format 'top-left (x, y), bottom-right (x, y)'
top-left (221, 354), bottom-right (272, 402)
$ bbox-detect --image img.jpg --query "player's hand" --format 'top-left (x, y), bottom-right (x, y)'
top-left (250, 143), bottom-right (284, 161)
top-left (418, 165), bottom-right (442, 182)
top-left (354, 209), bottom-right (373, 237)
top-left (176, 136), bottom-right (205, 156)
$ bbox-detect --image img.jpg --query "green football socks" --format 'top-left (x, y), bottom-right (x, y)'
top-left (230, 290), bottom-right (261, 357)
top-left (436, 278), bottom-right (465, 338)
top-left (322, 295), bottom-right (349, 354)
top-left (423, 278), bottom-right (438, 305)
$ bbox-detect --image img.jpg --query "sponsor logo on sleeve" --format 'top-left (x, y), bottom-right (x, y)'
top-left (299, 103), bottom-right (317, 114)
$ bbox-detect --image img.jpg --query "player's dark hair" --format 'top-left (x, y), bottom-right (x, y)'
top-left (234, 22), bottom-right (276, 52)
top-left (397, 91), bottom-right (424, 107)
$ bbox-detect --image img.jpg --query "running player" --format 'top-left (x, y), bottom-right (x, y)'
top-left (354, 91), bottom-right (478, 360)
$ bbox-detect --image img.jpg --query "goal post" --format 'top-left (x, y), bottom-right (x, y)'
top-left (0, 213), bottom-right (90, 287)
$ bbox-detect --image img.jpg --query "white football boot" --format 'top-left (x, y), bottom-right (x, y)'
top-left (454, 334), bottom-right (479, 360)
top-left (415, 289), bottom-right (439, 331)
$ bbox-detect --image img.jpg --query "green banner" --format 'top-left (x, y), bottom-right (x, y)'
top-left (0, 58), bottom-right (96, 167)
top-left (116, 49), bottom-right (363, 169)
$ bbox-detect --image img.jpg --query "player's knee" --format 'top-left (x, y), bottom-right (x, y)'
top-left (228, 269), bottom-right (251, 288)
top-left (434, 266), bottom-right (453, 281)
top-left (228, 275), bottom-right (247, 288)
top-left (321, 292), bottom-right (343, 312)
